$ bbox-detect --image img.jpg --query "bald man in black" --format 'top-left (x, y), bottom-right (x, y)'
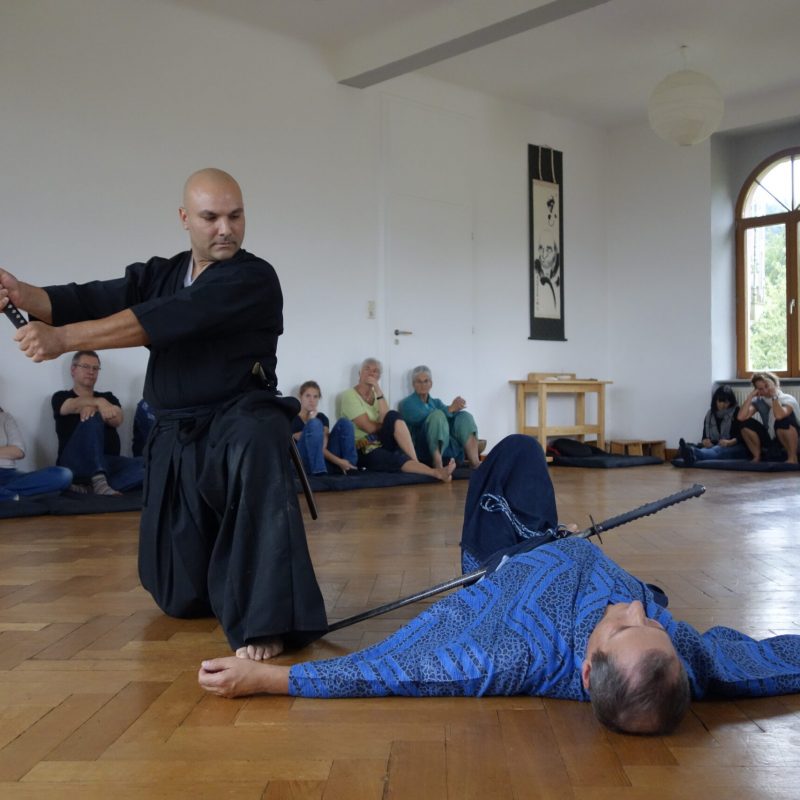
top-left (0, 169), bottom-right (327, 657)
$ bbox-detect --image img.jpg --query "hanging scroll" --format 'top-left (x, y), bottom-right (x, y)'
top-left (529, 144), bottom-right (565, 341)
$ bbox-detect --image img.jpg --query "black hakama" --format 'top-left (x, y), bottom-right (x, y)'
top-left (140, 392), bottom-right (327, 648)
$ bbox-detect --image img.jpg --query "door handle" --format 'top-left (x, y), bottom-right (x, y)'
top-left (394, 329), bottom-right (413, 336)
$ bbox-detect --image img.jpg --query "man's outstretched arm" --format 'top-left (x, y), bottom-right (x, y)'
top-left (2, 266), bottom-right (149, 360)
top-left (13, 309), bottom-right (149, 362)
top-left (199, 657), bottom-right (291, 698)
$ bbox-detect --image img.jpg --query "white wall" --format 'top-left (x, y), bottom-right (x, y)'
top-left (709, 135), bottom-right (737, 380)
top-left (605, 124), bottom-right (714, 445)
top-left (1, 0), bottom-right (385, 465)
top-left (1, 0), bottom-right (625, 467)
top-left (13, 0), bottom-right (769, 469)
top-left (470, 96), bottom-right (612, 441)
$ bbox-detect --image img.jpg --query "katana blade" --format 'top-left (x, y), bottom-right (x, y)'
top-left (577, 483), bottom-right (705, 539)
top-left (327, 481), bottom-right (706, 633)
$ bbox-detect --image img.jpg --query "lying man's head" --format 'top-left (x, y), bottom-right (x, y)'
top-left (581, 601), bottom-right (690, 735)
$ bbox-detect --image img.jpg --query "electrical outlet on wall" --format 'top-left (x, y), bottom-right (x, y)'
top-left (367, 300), bottom-right (376, 319)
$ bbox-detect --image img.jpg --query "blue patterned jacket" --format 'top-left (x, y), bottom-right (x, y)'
top-left (289, 538), bottom-right (800, 700)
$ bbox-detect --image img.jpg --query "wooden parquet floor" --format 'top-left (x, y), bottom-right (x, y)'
top-left (1, 464), bottom-right (799, 798)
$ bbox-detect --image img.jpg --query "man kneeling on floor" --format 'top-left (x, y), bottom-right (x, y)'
top-left (199, 435), bottom-right (800, 736)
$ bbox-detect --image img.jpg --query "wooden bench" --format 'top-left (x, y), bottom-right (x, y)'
top-left (608, 439), bottom-right (666, 459)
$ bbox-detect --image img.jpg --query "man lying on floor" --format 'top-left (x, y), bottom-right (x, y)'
top-left (199, 435), bottom-right (800, 736)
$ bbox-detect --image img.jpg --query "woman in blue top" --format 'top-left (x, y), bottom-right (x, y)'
top-left (399, 365), bottom-right (480, 468)
top-left (292, 381), bottom-right (358, 475)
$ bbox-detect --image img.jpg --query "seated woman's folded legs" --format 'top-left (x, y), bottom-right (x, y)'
top-left (326, 418), bottom-right (358, 473)
top-left (399, 455), bottom-right (456, 482)
top-left (739, 419), bottom-right (769, 462)
top-left (775, 415), bottom-right (799, 464)
top-left (422, 410), bottom-right (449, 468)
top-left (452, 410), bottom-right (480, 468)
top-left (377, 411), bottom-right (454, 482)
top-left (296, 417), bottom-right (327, 475)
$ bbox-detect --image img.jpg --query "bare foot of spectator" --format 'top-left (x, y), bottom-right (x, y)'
top-left (434, 460), bottom-right (456, 482)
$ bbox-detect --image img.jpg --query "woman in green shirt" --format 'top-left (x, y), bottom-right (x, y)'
top-left (340, 358), bottom-right (455, 482)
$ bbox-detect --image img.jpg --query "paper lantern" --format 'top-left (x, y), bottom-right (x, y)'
top-left (648, 69), bottom-right (724, 146)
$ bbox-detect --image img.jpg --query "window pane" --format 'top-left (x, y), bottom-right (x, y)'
top-left (745, 224), bottom-right (787, 371)
top-left (743, 158), bottom-right (792, 217)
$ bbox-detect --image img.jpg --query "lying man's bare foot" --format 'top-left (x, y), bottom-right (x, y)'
top-left (235, 636), bottom-right (284, 661)
top-left (199, 656), bottom-right (290, 698)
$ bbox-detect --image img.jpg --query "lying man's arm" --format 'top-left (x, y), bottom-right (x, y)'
top-left (199, 658), bottom-right (290, 698)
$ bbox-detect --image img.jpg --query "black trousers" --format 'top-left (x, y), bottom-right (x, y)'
top-left (740, 412), bottom-right (799, 459)
top-left (138, 392), bottom-right (328, 649)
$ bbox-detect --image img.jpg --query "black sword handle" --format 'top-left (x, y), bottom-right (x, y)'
top-left (3, 299), bottom-right (27, 329)
top-left (577, 483), bottom-right (706, 539)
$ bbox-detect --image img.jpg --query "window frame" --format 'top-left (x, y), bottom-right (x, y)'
top-left (735, 146), bottom-right (800, 378)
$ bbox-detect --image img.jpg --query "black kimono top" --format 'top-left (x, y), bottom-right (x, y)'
top-left (44, 249), bottom-right (283, 410)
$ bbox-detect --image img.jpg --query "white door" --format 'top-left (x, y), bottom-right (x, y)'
top-left (382, 97), bottom-right (476, 409)
top-left (385, 194), bottom-right (475, 407)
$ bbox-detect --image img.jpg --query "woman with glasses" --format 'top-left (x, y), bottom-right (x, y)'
top-left (399, 365), bottom-right (481, 469)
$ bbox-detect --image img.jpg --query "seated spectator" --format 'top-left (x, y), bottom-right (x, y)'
top-left (52, 351), bottom-right (144, 495)
top-left (292, 381), bottom-right (358, 475)
top-left (0, 404), bottom-right (72, 502)
top-left (678, 384), bottom-right (748, 464)
top-left (131, 398), bottom-right (156, 457)
top-left (399, 365), bottom-right (481, 468)
top-left (340, 358), bottom-right (455, 482)
top-left (737, 372), bottom-right (799, 464)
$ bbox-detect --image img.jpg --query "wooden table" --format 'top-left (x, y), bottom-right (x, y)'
top-left (509, 373), bottom-right (611, 449)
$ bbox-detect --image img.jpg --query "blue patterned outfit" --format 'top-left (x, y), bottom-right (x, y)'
top-left (290, 435), bottom-right (800, 701)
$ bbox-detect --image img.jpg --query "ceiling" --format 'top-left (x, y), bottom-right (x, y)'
top-left (165, 0), bottom-right (800, 133)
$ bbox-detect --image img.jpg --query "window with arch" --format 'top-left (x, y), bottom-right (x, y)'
top-left (736, 147), bottom-right (800, 376)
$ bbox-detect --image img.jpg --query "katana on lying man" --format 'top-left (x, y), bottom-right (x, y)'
top-left (199, 435), bottom-right (800, 736)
